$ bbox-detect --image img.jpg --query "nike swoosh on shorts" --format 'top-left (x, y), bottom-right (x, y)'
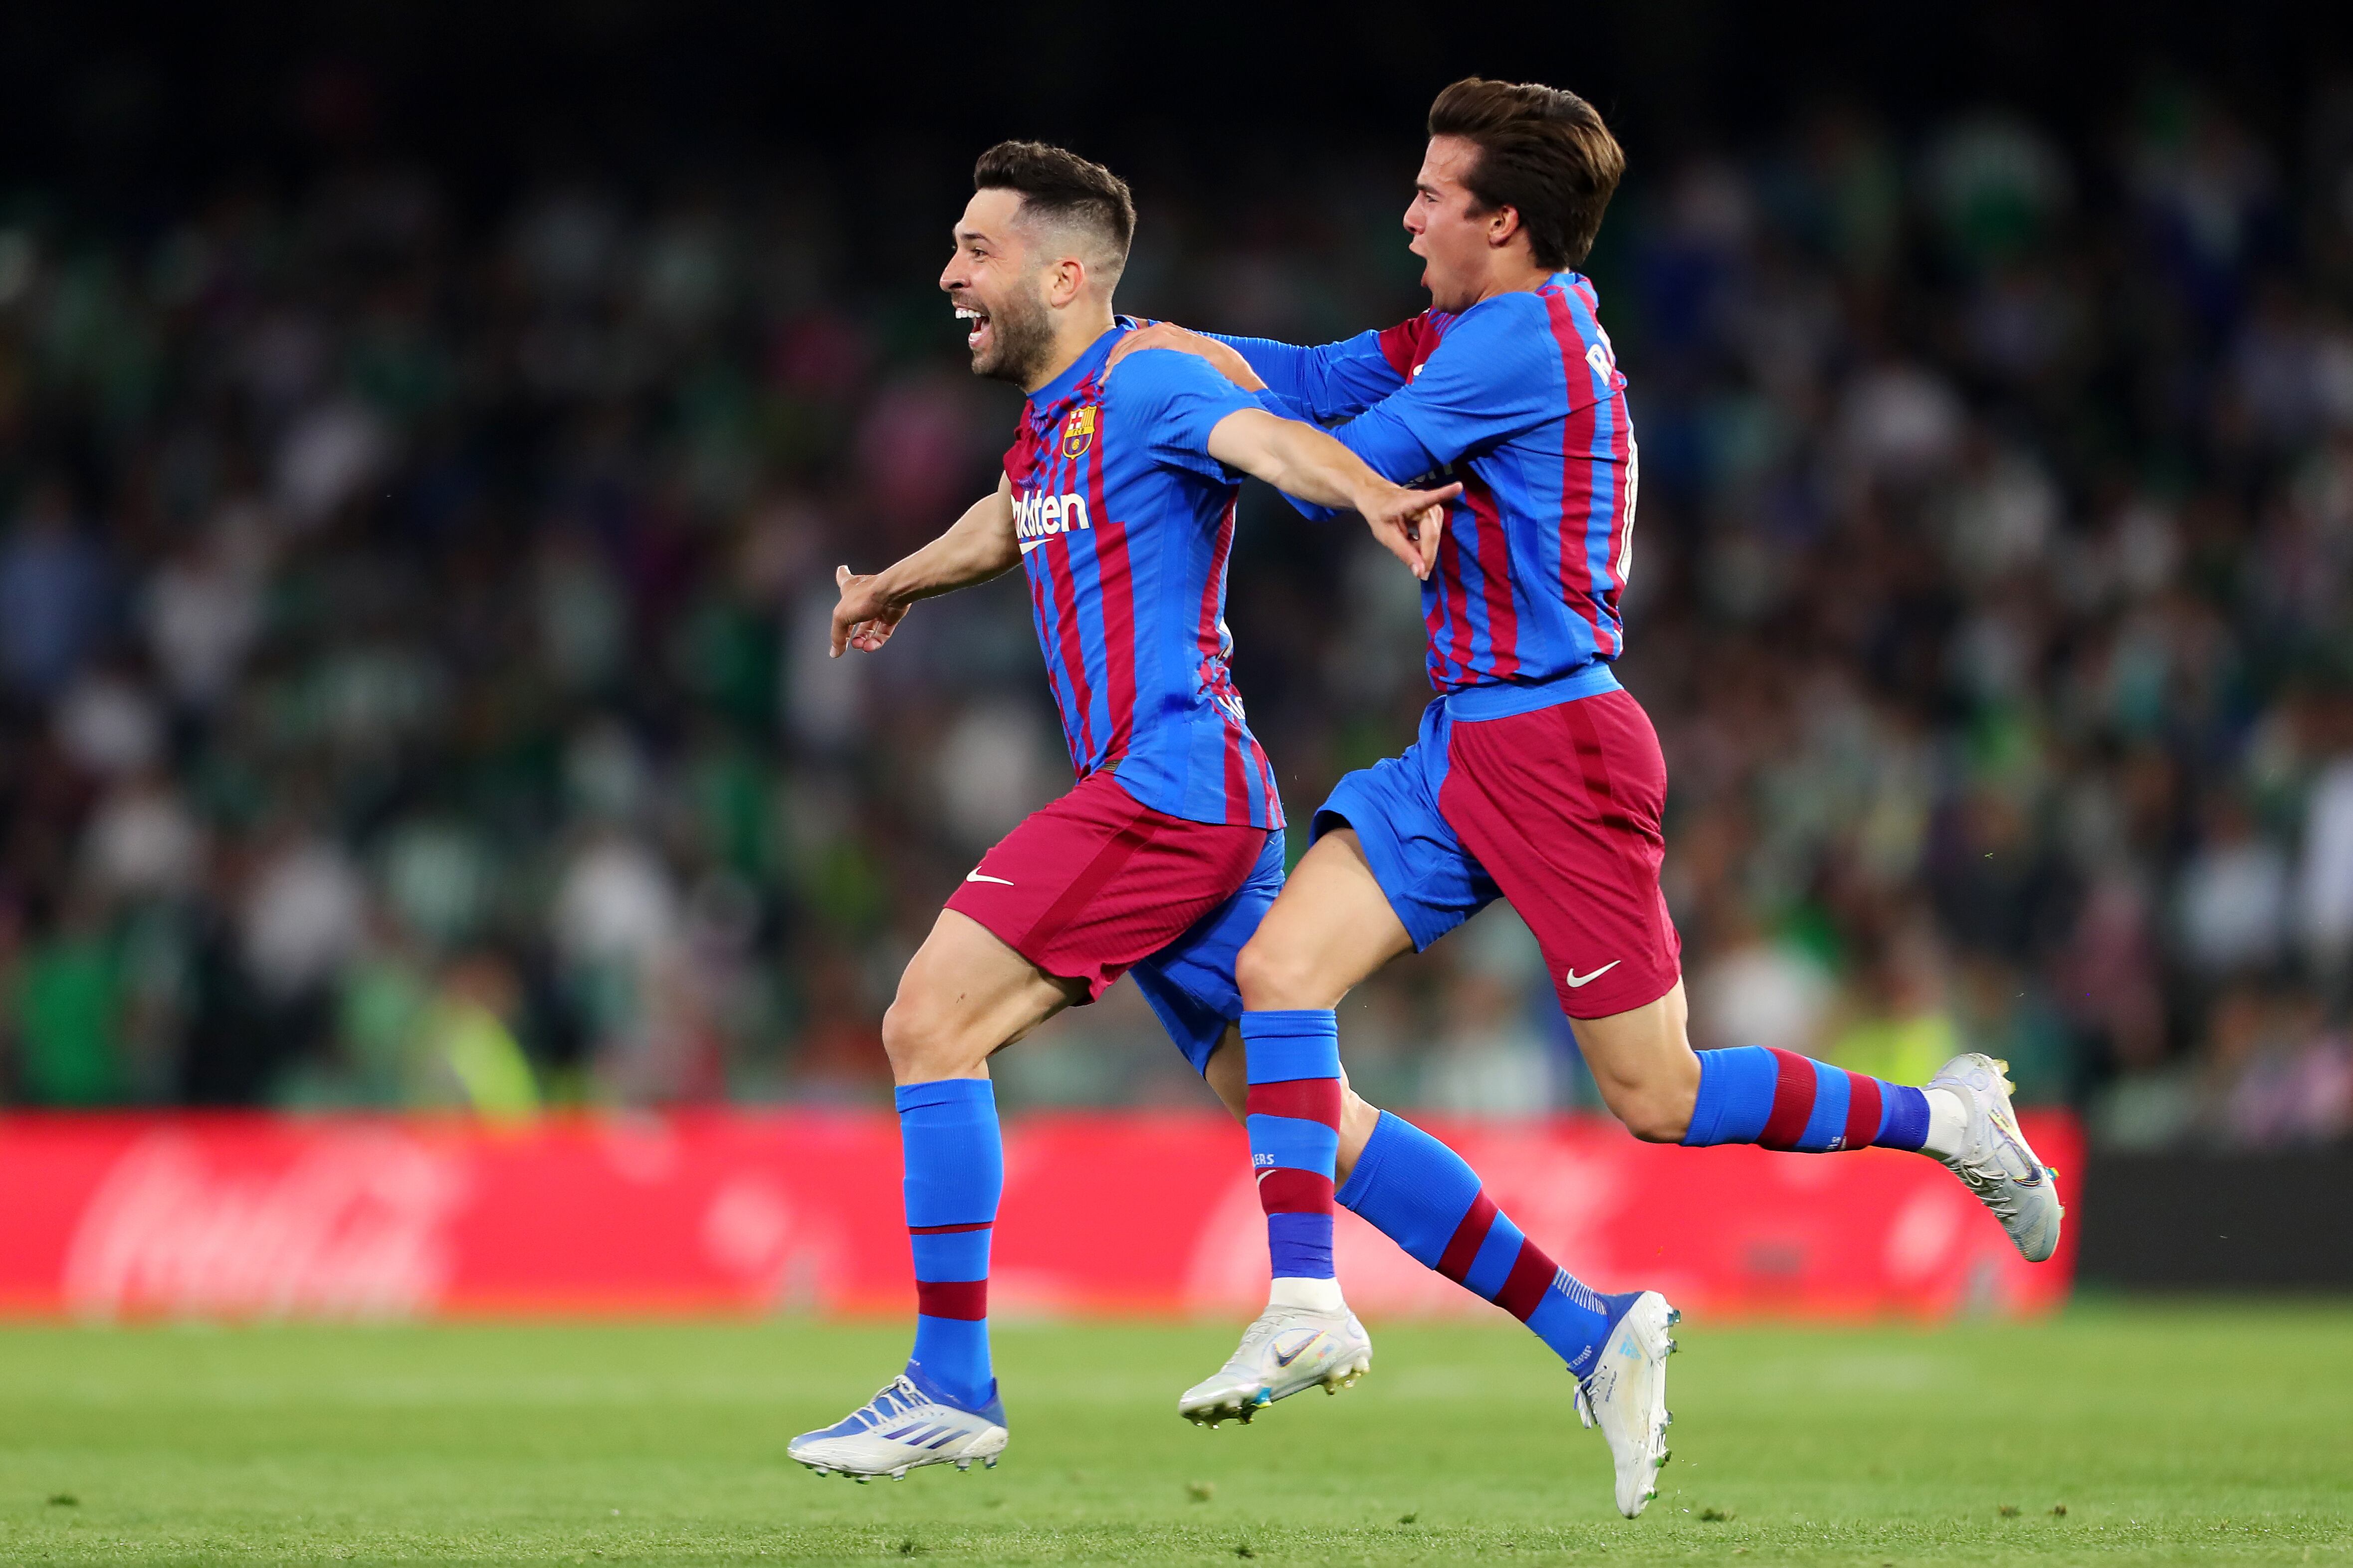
top-left (1564, 961), bottom-right (1622, 988)
top-left (965, 872), bottom-right (1014, 886)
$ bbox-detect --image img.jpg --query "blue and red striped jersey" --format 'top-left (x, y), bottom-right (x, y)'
top-left (1213, 273), bottom-right (1638, 718)
top-left (1003, 320), bottom-right (1284, 829)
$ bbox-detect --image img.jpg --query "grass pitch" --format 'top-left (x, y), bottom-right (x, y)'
top-left (0, 1305), bottom-right (2346, 1565)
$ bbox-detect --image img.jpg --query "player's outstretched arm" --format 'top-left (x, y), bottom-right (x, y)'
top-left (1205, 408), bottom-right (1459, 581)
top-left (830, 475), bottom-right (1019, 657)
top-left (1107, 321), bottom-right (1406, 425)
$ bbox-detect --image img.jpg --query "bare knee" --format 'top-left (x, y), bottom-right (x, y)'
top-left (880, 991), bottom-right (985, 1085)
top-left (1235, 931), bottom-right (1334, 1011)
top-left (1592, 1063), bottom-right (1700, 1143)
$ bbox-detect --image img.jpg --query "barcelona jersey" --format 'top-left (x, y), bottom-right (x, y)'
top-left (1004, 319), bottom-right (1283, 829)
top-left (1214, 273), bottom-right (1638, 718)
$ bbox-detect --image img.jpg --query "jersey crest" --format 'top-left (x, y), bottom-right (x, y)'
top-left (1061, 404), bottom-right (1097, 459)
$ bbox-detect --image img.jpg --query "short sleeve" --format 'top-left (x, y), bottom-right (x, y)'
top-left (1112, 348), bottom-right (1263, 483)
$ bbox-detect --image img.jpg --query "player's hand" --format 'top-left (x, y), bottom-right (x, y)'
top-left (1105, 322), bottom-right (1268, 392)
top-left (831, 564), bottom-right (910, 656)
top-left (1356, 482), bottom-right (1458, 581)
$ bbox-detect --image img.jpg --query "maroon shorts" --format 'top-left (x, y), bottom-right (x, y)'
top-left (945, 771), bottom-right (1281, 1029)
top-left (1314, 685), bottom-right (1681, 1019)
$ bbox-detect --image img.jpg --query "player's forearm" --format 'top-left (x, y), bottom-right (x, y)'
top-left (1204, 333), bottom-right (1315, 403)
top-left (871, 491), bottom-right (1019, 605)
top-left (1230, 416), bottom-right (1408, 517)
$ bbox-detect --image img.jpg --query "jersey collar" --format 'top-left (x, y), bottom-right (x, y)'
top-left (1025, 317), bottom-right (1134, 424)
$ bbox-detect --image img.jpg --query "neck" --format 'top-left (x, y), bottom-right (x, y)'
top-left (1464, 254), bottom-right (1553, 308)
top-left (1022, 300), bottom-right (1120, 394)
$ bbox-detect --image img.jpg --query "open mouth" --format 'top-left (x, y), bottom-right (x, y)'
top-left (954, 302), bottom-right (991, 353)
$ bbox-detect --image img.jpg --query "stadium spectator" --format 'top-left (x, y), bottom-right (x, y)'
top-left (0, 86), bottom-right (2349, 1154)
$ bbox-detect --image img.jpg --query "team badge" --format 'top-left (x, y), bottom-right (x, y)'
top-left (1062, 405), bottom-right (1096, 459)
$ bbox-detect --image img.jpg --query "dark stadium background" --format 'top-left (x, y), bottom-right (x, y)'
top-left (2, 2), bottom-right (2352, 1277)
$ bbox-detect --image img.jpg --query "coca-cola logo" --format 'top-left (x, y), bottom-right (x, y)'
top-left (62, 1128), bottom-right (471, 1319)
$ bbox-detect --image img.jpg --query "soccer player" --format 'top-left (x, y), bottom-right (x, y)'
top-left (1115, 78), bottom-right (2065, 1518)
top-left (786, 142), bottom-right (1460, 1482)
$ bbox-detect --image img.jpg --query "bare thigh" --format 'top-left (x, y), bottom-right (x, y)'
top-left (882, 909), bottom-right (1089, 1085)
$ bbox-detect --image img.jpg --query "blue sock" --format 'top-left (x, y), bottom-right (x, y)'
top-left (896, 1078), bottom-right (1002, 1415)
top-left (1242, 1009), bottom-right (1342, 1280)
top-left (1337, 1110), bottom-right (1625, 1378)
top-left (1681, 1045), bottom-right (1930, 1152)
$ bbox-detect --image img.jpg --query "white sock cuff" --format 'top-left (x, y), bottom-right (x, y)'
top-left (1268, 1275), bottom-right (1346, 1313)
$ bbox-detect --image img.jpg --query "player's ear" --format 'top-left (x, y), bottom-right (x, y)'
top-left (1046, 255), bottom-right (1088, 310)
top-left (1488, 203), bottom-right (1523, 250)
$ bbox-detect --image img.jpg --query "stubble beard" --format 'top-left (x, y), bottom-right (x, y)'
top-left (974, 281), bottom-right (1054, 389)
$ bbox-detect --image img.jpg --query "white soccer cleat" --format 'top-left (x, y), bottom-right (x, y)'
top-left (788, 1374), bottom-right (1008, 1481)
top-left (1927, 1052), bottom-right (2064, 1263)
top-left (1574, 1290), bottom-right (1678, 1519)
top-left (1178, 1304), bottom-right (1373, 1426)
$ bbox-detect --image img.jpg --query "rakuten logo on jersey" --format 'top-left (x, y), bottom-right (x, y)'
top-left (1015, 491), bottom-right (1091, 555)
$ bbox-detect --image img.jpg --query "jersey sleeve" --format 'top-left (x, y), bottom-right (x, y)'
top-left (1112, 347), bottom-right (1264, 484)
top-left (1206, 321), bottom-right (1422, 423)
top-left (1328, 294), bottom-right (1568, 480)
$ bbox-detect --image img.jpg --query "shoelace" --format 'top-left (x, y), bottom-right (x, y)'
top-left (847, 1375), bottom-right (927, 1431)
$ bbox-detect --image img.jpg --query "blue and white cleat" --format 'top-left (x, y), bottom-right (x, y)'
top-left (1178, 1304), bottom-right (1372, 1426)
top-left (1575, 1291), bottom-right (1678, 1519)
top-left (789, 1373), bottom-right (1008, 1481)
top-left (1927, 1052), bottom-right (2065, 1263)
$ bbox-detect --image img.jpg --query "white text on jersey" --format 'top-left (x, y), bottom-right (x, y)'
top-left (1015, 491), bottom-right (1091, 555)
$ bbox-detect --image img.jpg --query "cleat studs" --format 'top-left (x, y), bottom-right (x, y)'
top-left (890, 1468), bottom-right (908, 1481)
top-left (956, 1460), bottom-right (971, 1472)
top-left (983, 1456), bottom-right (997, 1469)
top-left (1665, 1308), bottom-right (1682, 1326)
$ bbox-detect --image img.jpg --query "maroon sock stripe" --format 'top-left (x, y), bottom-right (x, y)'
top-left (1758, 1047), bottom-right (1819, 1151)
top-left (1255, 1168), bottom-right (1335, 1214)
top-left (1435, 1190), bottom-right (1499, 1283)
top-left (1245, 1078), bottom-right (1344, 1125)
top-left (1841, 1072), bottom-right (1884, 1152)
top-left (1495, 1239), bottom-right (1560, 1323)
top-left (915, 1279), bottom-right (988, 1320)
top-left (908, 1221), bottom-right (993, 1235)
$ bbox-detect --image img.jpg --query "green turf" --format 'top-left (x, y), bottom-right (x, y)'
top-left (0, 1306), bottom-right (2346, 1565)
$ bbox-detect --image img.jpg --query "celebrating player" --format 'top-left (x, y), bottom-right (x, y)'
top-left (1115, 78), bottom-right (2065, 1518)
top-left (786, 142), bottom-right (1460, 1483)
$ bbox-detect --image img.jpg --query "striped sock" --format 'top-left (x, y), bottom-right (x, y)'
top-left (896, 1078), bottom-right (1001, 1414)
top-left (1681, 1045), bottom-right (1931, 1152)
top-left (1337, 1111), bottom-right (1624, 1376)
top-left (1242, 1009), bottom-right (1342, 1285)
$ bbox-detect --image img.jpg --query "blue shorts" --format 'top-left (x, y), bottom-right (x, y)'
top-left (1313, 674), bottom-right (1680, 1020)
top-left (1131, 830), bottom-right (1286, 1075)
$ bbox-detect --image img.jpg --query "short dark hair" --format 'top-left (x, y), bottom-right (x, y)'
top-left (1427, 78), bottom-right (1625, 271)
top-left (973, 140), bottom-right (1136, 281)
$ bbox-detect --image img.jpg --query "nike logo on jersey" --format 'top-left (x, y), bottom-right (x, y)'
top-left (1013, 490), bottom-right (1092, 555)
top-left (965, 871), bottom-right (1014, 886)
top-left (1564, 961), bottom-right (1621, 989)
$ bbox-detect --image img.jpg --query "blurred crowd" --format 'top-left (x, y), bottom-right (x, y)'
top-left (4, 80), bottom-right (2353, 1150)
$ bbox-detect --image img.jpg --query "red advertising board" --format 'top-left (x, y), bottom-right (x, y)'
top-left (0, 1111), bottom-right (2080, 1322)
